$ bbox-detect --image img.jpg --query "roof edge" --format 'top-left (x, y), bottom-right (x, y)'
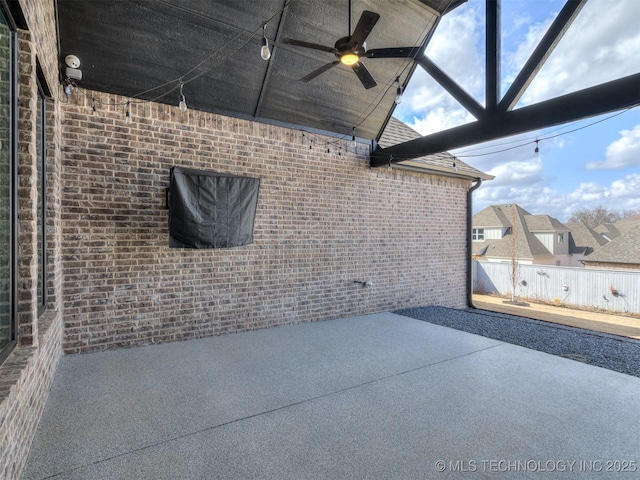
top-left (395, 160), bottom-right (495, 180)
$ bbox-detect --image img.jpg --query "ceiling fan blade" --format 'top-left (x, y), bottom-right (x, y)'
top-left (351, 62), bottom-right (377, 89)
top-left (364, 46), bottom-right (423, 59)
top-left (282, 38), bottom-right (338, 54)
top-left (300, 61), bottom-right (340, 82)
top-left (349, 10), bottom-right (380, 49)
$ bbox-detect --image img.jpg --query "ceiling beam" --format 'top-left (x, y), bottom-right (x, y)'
top-left (371, 0), bottom-right (639, 167)
top-left (416, 57), bottom-right (485, 119)
top-left (253, 1), bottom-right (289, 118)
top-left (499, 0), bottom-right (587, 112)
top-left (485, 0), bottom-right (500, 113)
top-left (370, 73), bottom-right (640, 166)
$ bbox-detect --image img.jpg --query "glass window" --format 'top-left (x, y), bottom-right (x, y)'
top-left (0, 6), bottom-right (16, 362)
top-left (472, 228), bottom-right (484, 241)
top-left (557, 233), bottom-right (564, 243)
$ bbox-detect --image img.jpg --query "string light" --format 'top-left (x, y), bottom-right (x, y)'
top-left (179, 81), bottom-right (188, 112)
top-left (452, 157), bottom-right (458, 171)
top-left (351, 127), bottom-right (357, 148)
top-left (533, 139), bottom-right (539, 158)
top-left (394, 76), bottom-right (403, 105)
top-left (260, 24), bottom-right (271, 61)
top-left (92, 98), bottom-right (97, 115)
top-left (125, 101), bottom-right (132, 124)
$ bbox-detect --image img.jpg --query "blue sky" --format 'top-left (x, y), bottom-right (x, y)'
top-left (394, 0), bottom-right (640, 222)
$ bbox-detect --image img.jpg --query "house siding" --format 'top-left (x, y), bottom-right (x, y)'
top-left (533, 233), bottom-right (553, 253)
top-left (485, 228), bottom-right (502, 240)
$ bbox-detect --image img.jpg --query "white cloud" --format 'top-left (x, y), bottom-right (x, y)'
top-left (502, 17), bottom-right (553, 91)
top-left (425, 3), bottom-right (484, 92)
top-left (566, 182), bottom-right (608, 203)
top-left (484, 158), bottom-right (545, 187)
top-left (562, 174), bottom-right (640, 216)
top-left (407, 106), bottom-right (475, 136)
top-left (585, 125), bottom-right (640, 170)
top-left (395, 2), bottom-right (484, 135)
top-left (521, 0), bottom-right (640, 104)
top-left (475, 174), bottom-right (640, 222)
top-left (609, 174), bottom-right (640, 200)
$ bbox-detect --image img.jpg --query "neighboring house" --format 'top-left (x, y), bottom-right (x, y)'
top-left (378, 118), bottom-right (495, 180)
top-left (582, 224), bottom-right (640, 270)
top-left (565, 222), bottom-right (609, 268)
top-left (594, 219), bottom-right (640, 242)
top-left (472, 204), bottom-right (571, 266)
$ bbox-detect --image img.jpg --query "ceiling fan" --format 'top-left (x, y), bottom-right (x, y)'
top-left (282, 0), bottom-right (423, 89)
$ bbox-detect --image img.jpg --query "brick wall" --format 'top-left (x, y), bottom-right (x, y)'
top-left (61, 92), bottom-right (470, 353)
top-left (17, 0), bottom-right (59, 88)
top-left (0, 311), bottom-right (62, 479)
top-left (0, 0), bottom-right (64, 477)
top-left (17, 30), bottom-right (38, 346)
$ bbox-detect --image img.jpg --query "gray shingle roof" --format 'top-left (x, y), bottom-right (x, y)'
top-left (525, 215), bottom-right (569, 233)
top-left (378, 118), bottom-right (494, 180)
top-left (594, 223), bottom-right (621, 240)
top-left (565, 222), bottom-right (608, 255)
top-left (582, 224), bottom-right (640, 266)
top-left (472, 205), bottom-right (514, 228)
top-left (614, 219), bottom-right (640, 234)
top-left (594, 219), bottom-right (640, 238)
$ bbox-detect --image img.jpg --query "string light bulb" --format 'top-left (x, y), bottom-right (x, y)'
top-left (261, 24), bottom-right (271, 61)
top-left (452, 157), bottom-right (458, 172)
top-left (534, 140), bottom-right (539, 158)
top-left (125, 101), bottom-right (132, 124)
top-left (92, 98), bottom-right (97, 116)
top-left (394, 76), bottom-right (403, 105)
top-left (179, 82), bottom-right (188, 112)
top-left (351, 127), bottom-right (357, 148)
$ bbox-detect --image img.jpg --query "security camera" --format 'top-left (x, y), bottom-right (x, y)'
top-left (65, 54), bottom-right (80, 69)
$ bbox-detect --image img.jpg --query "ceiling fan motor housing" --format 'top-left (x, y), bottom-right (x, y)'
top-left (335, 36), bottom-right (366, 55)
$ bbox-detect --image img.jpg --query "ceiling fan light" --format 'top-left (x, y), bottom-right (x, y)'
top-left (340, 53), bottom-right (359, 66)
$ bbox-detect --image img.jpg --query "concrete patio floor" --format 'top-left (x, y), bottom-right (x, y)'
top-left (22, 312), bottom-right (640, 479)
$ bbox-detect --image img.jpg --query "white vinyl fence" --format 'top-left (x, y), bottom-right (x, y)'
top-left (473, 261), bottom-right (640, 314)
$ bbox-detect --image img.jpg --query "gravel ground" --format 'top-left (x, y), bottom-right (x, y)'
top-left (395, 306), bottom-right (640, 378)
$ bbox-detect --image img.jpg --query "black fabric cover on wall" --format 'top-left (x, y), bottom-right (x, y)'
top-left (169, 166), bottom-right (260, 249)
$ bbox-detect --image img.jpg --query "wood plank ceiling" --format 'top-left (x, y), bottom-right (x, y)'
top-left (56, 0), bottom-right (464, 140)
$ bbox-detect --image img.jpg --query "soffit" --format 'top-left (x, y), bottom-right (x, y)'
top-left (56, 0), bottom-right (464, 140)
